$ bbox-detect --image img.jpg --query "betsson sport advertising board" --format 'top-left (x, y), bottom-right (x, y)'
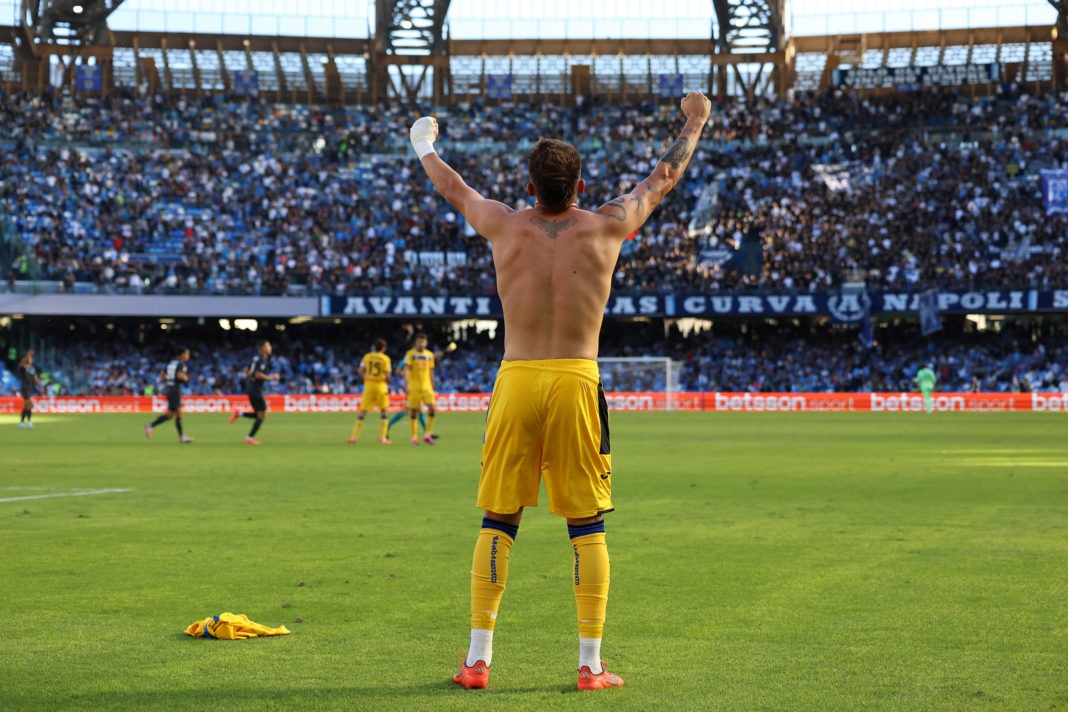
top-left (1, 392), bottom-right (1064, 414)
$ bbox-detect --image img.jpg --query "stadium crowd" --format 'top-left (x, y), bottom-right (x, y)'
top-left (622, 320), bottom-right (1068, 394)
top-left (4, 318), bottom-right (1066, 397)
top-left (2, 86), bottom-right (1067, 296)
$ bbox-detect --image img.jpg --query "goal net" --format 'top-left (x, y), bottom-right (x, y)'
top-left (597, 357), bottom-right (682, 411)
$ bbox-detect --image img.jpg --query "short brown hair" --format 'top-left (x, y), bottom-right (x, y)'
top-left (528, 138), bottom-right (581, 213)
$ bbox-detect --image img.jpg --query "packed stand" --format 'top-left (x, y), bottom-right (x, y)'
top-left (6, 318), bottom-right (1066, 397)
top-left (601, 319), bottom-right (1068, 394)
top-left (2, 87), bottom-right (1067, 295)
top-left (11, 321), bottom-right (501, 397)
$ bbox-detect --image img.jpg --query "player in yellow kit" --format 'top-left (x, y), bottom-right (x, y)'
top-left (402, 332), bottom-right (437, 445)
top-left (411, 91), bottom-right (711, 690)
top-left (348, 338), bottom-right (393, 444)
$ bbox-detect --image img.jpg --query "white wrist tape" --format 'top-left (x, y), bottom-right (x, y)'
top-left (409, 117), bottom-right (437, 159)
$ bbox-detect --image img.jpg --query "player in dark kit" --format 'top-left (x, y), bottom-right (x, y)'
top-left (17, 349), bottom-right (43, 429)
top-left (229, 340), bottom-right (279, 445)
top-left (144, 347), bottom-right (194, 443)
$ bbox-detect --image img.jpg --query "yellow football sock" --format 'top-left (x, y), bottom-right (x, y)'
top-left (351, 415), bottom-right (364, 438)
top-left (409, 415), bottom-right (418, 439)
top-left (379, 416), bottom-right (389, 440)
top-left (470, 523), bottom-right (516, 630)
top-left (571, 531), bottom-right (610, 639)
top-left (426, 414), bottom-right (436, 434)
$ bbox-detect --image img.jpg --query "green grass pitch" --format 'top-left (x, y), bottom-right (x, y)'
top-left (1, 411), bottom-right (1065, 711)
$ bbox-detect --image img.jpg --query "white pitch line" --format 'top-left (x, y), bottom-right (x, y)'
top-left (0, 488), bottom-right (132, 503)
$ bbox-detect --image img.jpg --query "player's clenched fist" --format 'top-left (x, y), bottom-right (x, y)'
top-left (410, 116), bottom-right (439, 159)
top-left (681, 92), bottom-right (711, 123)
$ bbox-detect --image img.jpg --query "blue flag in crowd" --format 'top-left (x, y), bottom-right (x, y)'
top-left (657, 74), bottom-right (684, 98)
top-left (233, 70), bottom-right (259, 96)
top-left (75, 65), bottom-right (102, 92)
top-left (1040, 169), bottom-right (1068, 215)
top-left (919, 289), bottom-right (942, 336)
top-left (721, 226), bottom-right (763, 276)
top-left (487, 74), bottom-right (513, 100)
top-left (858, 299), bottom-right (874, 348)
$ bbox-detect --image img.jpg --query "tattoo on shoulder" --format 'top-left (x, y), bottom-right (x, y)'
top-left (662, 137), bottom-right (692, 169)
top-left (532, 215), bottom-right (577, 240)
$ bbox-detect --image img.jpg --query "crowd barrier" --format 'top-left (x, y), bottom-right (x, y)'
top-left (1, 392), bottom-right (1065, 414)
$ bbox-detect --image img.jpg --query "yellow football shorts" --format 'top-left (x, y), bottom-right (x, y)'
top-left (406, 386), bottom-right (436, 410)
top-left (478, 359), bottom-right (613, 519)
top-left (361, 382), bottom-right (390, 411)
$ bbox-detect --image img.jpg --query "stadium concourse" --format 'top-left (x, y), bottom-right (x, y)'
top-left (1, 317), bottom-right (1066, 397)
top-left (1, 87), bottom-right (1067, 295)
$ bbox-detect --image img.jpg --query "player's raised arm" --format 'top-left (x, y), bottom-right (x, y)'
top-left (432, 341), bottom-right (458, 362)
top-left (596, 91), bottom-right (711, 237)
top-left (410, 117), bottom-right (514, 238)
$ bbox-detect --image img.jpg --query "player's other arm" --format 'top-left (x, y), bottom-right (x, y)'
top-left (431, 342), bottom-right (458, 362)
top-left (409, 117), bottom-right (514, 240)
top-left (596, 91), bottom-right (711, 237)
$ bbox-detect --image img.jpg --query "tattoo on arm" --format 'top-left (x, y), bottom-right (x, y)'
top-left (532, 215), bottom-right (577, 240)
top-left (603, 184), bottom-right (655, 224)
top-left (627, 184), bottom-right (651, 217)
top-left (661, 136), bottom-right (692, 169)
top-left (601, 197), bottom-right (627, 222)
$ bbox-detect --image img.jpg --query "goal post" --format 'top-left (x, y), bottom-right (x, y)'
top-left (596, 356), bottom-right (682, 411)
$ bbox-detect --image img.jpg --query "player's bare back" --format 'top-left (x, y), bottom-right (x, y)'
top-left (411, 91), bottom-right (711, 363)
top-left (491, 207), bottom-right (624, 361)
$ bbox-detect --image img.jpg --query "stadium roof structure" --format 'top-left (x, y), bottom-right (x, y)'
top-left (19, 0), bottom-right (126, 44)
top-left (0, 0), bottom-right (1064, 100)
top-left (373, 0), bottom-right (451, 104)
top-left (1051, 0), bottom-right (1068, 33)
